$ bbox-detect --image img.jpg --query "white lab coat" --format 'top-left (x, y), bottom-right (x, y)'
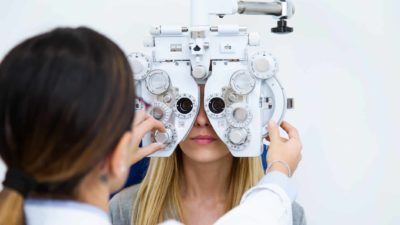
top-left (25, 172), bottom-right (294, 225)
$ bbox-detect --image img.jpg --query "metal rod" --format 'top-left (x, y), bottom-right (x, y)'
top-left (191, 0), bottom-right (209, 26)
top-left (237, 1), bottom-right (282, 16)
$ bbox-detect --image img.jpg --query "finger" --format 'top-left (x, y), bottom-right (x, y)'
top-left (265, 135), bottom-right (288, 142)
top-left (133, 111), bottom-right (150, 127)
top-left (288, 137), bottom-right (303, 150)
top-left (280, 121), bottom-right (300, 140)
top-left (267, 120), bottom-right (280, 142)
top-left (287, 137), bottom-right (303, 155)
top-left (133, 117), bottom-right (166, 143)
top-left (131, 143), bottom-right (165, 165)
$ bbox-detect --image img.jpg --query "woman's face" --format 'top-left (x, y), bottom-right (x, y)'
top-left (179, 85), bottom-right (231, 163)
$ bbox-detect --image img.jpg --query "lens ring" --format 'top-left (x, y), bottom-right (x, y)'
top-left (152, 107), bottom-right (164, 120)
top-left (145, 70), bottom-right (170, 95)
top-left (176, 97), bottom-right (193, 114)
top-left (230, 70), bottom-right (256, 95)
top-left (151, 101), bottom-right (172, 124)
top-left (209, 97), bottom-right (225, 114)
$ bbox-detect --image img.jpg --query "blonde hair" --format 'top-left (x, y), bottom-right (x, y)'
top-left (133, 147), bottom-right (264, 225)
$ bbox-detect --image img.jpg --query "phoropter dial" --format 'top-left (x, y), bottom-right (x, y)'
top-left (227, 128), bottom-right (248, 145)
top-left (226, 103), bottom-right (252, 128)
top-left (249, 52), bottom-right (278, 79)
top-left (154, 123), bottom-right (177, 146)
top-left (230, 70), bottom-right (256, 95)
top-left (145, 70), bottom-right (170, 95)
top-left (128, 52), bottom-right (152, 81)
top-left (225, 127), bottom-right (251, 152)
top-left (150, 101), bottom-right (172, 124)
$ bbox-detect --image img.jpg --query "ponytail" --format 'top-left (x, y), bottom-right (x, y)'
top-left (0, 188), bottom-right (25, 225)
top-left (0, 169), bottom-right (37, 225)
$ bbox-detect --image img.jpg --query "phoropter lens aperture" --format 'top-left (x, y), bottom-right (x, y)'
top-left (176, 98), bottom-right (193, 114)
top-left (209, 97), bottom-right (225, 114)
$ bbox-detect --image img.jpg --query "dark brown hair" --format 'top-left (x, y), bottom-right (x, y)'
top-left (0, 27), bottom-right (134, 225)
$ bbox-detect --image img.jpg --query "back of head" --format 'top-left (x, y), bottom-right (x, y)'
top-left (0, 27), bottom-right (134, 225)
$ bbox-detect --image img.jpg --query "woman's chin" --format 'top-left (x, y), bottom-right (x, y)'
top-left (180, 146), bottom-right (231, 164)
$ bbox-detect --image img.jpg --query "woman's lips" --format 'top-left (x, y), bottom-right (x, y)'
top-left (191, 135), bottom-right (216, 144)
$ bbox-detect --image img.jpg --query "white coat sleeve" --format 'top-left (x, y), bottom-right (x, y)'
top-left (214, 171), bottom-right (296, 225)
top-left (158, 172), bottom-right (296, 225)
top-left (158, 220), bottom-right (184, 225)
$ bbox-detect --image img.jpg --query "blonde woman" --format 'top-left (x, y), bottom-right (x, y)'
top-left (110, 86), bottom-right (306, 225)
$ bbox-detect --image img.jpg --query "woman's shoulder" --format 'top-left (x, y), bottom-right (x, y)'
top-left (109, 184), bottom-right (141, 225)
top-left (292, 201), bottom-right (307, 225)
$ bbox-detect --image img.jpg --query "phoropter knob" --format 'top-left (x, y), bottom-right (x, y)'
top-left (151, 101), bottom-right (172, 124)
top-left (249, 52), bottom-right (278, 79)
top-left (230, 70), bottom-right (256, 95)
top-left (192, 65), bottom-right (208, 79)
top-left (128, 53), bottom-right (152, 81)
top-left (154, 128), bottom-right (174, 145)
top-left (145, 70), bottom-right (170, 95)
top-left (226, 103), bottom-right (252, 128)
top-left (271, 19), bottom-right (293, 34)
top-left (227, 128), bottom-right (248, 145)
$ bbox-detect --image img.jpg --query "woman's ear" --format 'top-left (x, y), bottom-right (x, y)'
top-left (106, 131), bottom-right (132, 191)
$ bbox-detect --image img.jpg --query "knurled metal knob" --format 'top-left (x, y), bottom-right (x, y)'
top-left (154, 128), bottom-right (173, 145)
top-left (227, 128), bottom-right (248, 145)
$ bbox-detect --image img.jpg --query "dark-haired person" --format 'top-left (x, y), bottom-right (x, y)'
top-left (0, 27), bottom-right (166, 225)
top-left (0, 27), bottom-right (302, 225)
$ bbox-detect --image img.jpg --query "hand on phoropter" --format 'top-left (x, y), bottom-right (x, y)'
top-left (265, 120), bottom-right (302, 177)
top-left (129, 111), bottom-right (166, 165)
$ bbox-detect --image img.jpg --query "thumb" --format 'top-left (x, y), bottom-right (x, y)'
top-left (268, 120), bottom-right (280, 142)
top-left (131, 143), bottom-right (165, 165)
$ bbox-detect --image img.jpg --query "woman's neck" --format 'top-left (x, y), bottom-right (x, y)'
top-left (74, 171), bottom-right (110, 212)
top-left (29, 174), bottom-right (109, 212)
top-left (180, 154), bottom-right (233, 199)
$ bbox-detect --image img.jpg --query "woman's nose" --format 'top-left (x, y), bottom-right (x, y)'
top-left (195, 106), bottom-right (210, 127)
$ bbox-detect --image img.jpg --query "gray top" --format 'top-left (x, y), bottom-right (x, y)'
top-left (109, 184), bottom-right (306, 225)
